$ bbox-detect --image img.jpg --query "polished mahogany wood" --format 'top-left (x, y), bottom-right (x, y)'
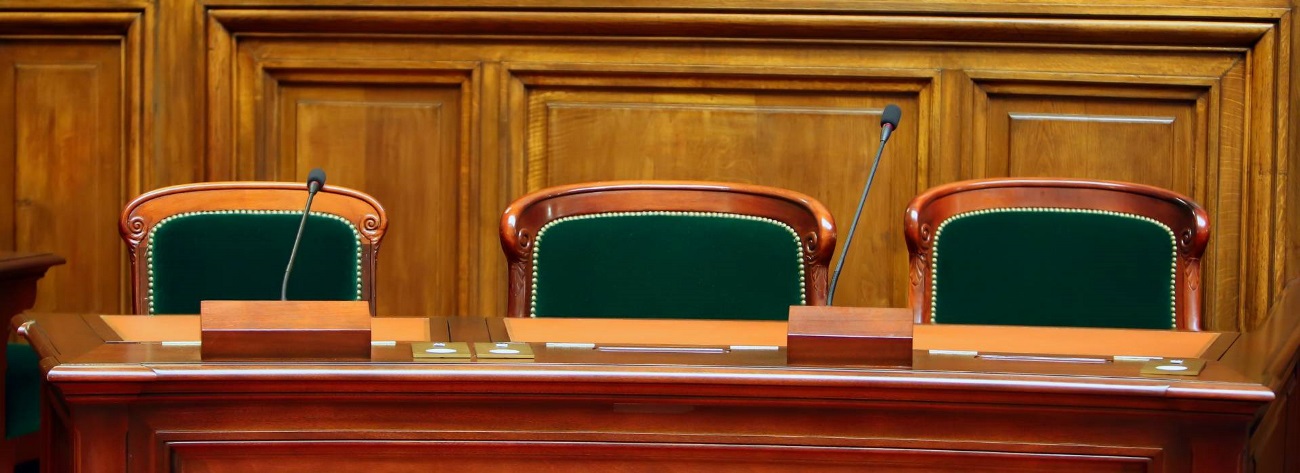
top-left (904, 178), bottom-right (1210, 330)
top-left (20, 277), bottom-right (1300, 472)
top-left (786, 306), bottom-right (913, 367)
top-left (199, 300), bottom-right (372, 361)
top-left (500, 180), bottom-right (837, 317)
top-left (119, 182), bottom-right (389, 315)
top-left (0, 252), bottom-right (63, 471)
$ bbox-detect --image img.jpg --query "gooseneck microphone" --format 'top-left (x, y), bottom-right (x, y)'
top-left (281, 168), bottom-right (327, 301)
top-left (827, 104), bottom-right (902, 305)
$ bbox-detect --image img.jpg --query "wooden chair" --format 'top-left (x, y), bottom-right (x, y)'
top-left (501, 181), bottom-right (836, 320)
top-left (904, 178), bottom-right (1209, 330)
top-left (120, 182), bottom-right (388, 315)
top-left (0, 254), bottom-right (63, 472)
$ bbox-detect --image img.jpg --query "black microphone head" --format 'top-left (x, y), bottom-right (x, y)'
top-left (306, 168), bottom-right (326, 193)
top-left (881, 104), bottom-right (902, 129)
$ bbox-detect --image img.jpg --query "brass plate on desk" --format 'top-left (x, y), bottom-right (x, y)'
top-left (1140, 358), bottom-right (1206, 376)
top-left (412, 342), bottom-right (472, 359)
top-left (473, 342), bottom-right (535, 359)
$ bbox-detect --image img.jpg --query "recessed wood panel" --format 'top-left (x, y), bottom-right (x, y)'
top-left (988, 99), bottom-right (1194, 190)
top-left (518, 70), bottom-right (928, 308)
top-left (0, 42), bottom-right (125, 313)
top-left (268, 76), bottom-right (469, 317)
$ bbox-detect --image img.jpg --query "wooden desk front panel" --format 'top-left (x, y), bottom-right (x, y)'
top-left (23, 314), bottom-right (1267, 472)
top-left (141, 399), bottom-right (1176, 473)
top-left (48, 373), bottom-right (1219, 473)
top-left (168, 443), bottom-right (1154, 473)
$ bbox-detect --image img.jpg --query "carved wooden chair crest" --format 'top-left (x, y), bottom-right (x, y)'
top-left (501, 181), bottom-right (836, 320)
top-left (905, 178), bottom-right (1209, 330)
top-left (120, 182), bottom-right (387, 315)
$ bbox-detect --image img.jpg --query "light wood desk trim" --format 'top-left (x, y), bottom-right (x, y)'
top-left (100, 315), bottom-right (430, 342)
top-left (97, 314), bottom-right (1228, 360)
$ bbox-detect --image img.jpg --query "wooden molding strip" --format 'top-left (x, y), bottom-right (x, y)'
top-left (0, 12), bottom-right (140, 35)
top-left (208, 10), bottom-right (1275, 47)
top-left (199, 0), bottom-right (1290, 20)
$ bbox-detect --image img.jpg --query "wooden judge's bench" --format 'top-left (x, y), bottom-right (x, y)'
top-left (4, 0), bottom-right (1300, 470)
top-left (16, 278), bottom-right (1300, 472)
top-left (1, 0), bottom-right (1296, 336)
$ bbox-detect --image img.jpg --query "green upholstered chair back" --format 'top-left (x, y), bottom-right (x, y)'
top-left (145, 211), bottom-right (361, 315)
top-left (904, 178), bottom-right (1209, 330)
top-left (121, 182), bottom-right (388, 315)
top-left (501, 181), bottom-right (836, 320)
top-left (5, 343), bottom-right (39, 439)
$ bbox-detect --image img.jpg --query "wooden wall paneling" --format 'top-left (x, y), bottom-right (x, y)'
top-left (933, 69), bottom-right (974, 185)
top-left (1291, 9), bottom-right (1300, 295)
top-left (508, 64), bottom-right (933, 309)
top-left (1201, 66), bottom-right (1237, 330)
top-left (153, 0), bottom-right (1297, 17)
top-left (1245, 26), bottom-right (1286, 331)
top-left (0, 12), bottom-right (140, 314)
top-left (238, 57), bottom-right (478, 318)
top-left (476, 61), bottom-right (508, 318)
top-left (7, 45), bottom-right (122, 313)
top-left (201, 8), bottom-right (1292, 326)
top-left (207, 12), bottom-right (236, 180)
top-left (202, 9), bottom-right (1276, 47)
top-left (154, 0), bottom-right (206, 187)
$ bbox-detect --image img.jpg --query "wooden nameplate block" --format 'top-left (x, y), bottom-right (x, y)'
top-left (200, 300), bottom-right (371, 361)
top-left (787, 306), bottom-right (914, 367)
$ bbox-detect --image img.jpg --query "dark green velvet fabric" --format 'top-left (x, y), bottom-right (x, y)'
top-left (149, 212), bottom-right (362, 315)
top-left (6, 343), bottom-right (39, 439)
top-left (533, 214), bottom-right (804, 320)
top-left (932, 210), bottom-right (1176, 329)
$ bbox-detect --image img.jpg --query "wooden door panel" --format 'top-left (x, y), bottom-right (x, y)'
top-left (0, 41), bottom-right (125, 312)
top-left (987, 98), bottom-right (1195, 189)
top-left (258, 69), bottom-right (473, 317)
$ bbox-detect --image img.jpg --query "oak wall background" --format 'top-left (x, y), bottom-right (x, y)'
top-left (0, 0), bottom-right (1294, 331)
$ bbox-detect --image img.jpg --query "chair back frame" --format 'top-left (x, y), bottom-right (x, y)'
top-left (500, 180), bottom-right (837, 318)
top-left (904, 178), bottom-right (1210, 330)
top-left (120, 182), bottom-right (388, 315)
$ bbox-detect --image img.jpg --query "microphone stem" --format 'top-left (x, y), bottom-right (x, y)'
top-left (828, 128), bottom-right (891, 305)
top-left (282, 191), bottom-right (318, 301)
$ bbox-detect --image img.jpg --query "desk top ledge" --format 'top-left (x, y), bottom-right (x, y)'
top-left (42, 359), bottom-right (1273, 407)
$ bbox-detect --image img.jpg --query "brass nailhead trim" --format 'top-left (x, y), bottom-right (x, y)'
top-left (145, 210), bottom-right (364, 315)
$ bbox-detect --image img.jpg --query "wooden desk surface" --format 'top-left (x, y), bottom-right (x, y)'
top-left (97, 313), bottom-right (1231, 361)
top-left (19, 312), bottom-right (1256, 389)
top-left (16, 308), bottom-right (1293, 473)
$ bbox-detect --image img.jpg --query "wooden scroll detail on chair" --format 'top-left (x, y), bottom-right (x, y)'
top-left (119, 182), bottom-right (388, 315)
top-left (904, 178), bottom-right (1209, 330)
top-left (500, 181), bottom-right (836, 320)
